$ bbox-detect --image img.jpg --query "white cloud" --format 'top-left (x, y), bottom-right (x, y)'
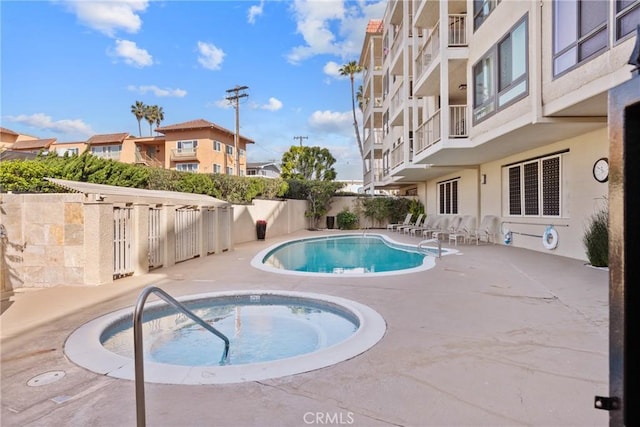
top-left (308, 110), bottom-right (352, 134)
top-left (110, 39), bottom-right (153, 67)
top-left (197, 41), bottom-right (225, 70)
top-left (214, 98), bottom-right (233, 109)
top-left (323, 61), bottom-right (346, 79)
top-left (58, 0), bottom-right (149, 37)
top-left (255, 97), bottom-right (283, 111)
top-left (6, 113), bottom-right (94, 136)
top-left (286, 0), bottom-right (386, 64)
top-left (127, 85), bottom-right (187, 98)
top-left (247, 0), bottom-right (265, 24)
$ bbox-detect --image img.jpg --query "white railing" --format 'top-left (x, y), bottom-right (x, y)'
top-left (148, 208), bottom-right (162, 269)
top-left (113, 207), bottom-right (133, 278)
top-left (391, 82), bottom-right (404, 112)
top-left (171, 147), bottom-right (198, 160)
top-left (175, 208), bottom-right (200, 263)
top-left (390, 22), bottom-right (404, 59)
top-left (391, 142), bottom-right (404, 169)
top-left (449, 105), bottom-right (468, 137)
top-left (448, 14), bottom-right (467, 46)
top-left (414, 109), bottom-right (442, 154)
top-left (416, 23), bottom-right (440, 78)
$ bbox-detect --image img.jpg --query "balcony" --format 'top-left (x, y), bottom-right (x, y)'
top-left (364, 128), bottom-right (384, 155)
top-left (414, 105), bottom-right (468, 155)
top-left (391, 142), bottom-right (404, 170)
top-left (170, 147), bottom-right (198, 161)
top-left (135, 150), bottom-right (164, 168)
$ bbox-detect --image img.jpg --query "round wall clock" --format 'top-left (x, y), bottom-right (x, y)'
top-left (593, 157), bottom-right (609, 183)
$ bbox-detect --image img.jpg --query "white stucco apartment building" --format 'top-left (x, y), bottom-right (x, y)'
top-left (359, 0), bottom-right (639, 260)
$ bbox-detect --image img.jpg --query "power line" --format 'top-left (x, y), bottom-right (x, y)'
top-left (225, 85), bottom-right (249, 176)
top-left (293, 135), bottom-right (308, 146)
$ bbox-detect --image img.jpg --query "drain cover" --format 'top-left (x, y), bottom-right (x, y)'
top-left (27, 371), bottom-right (65, 387)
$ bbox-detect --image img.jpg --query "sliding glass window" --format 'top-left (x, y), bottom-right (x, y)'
top-left (616, 0), bottom-right (640, 41)
top-left (553, 0), bottom-right (608, 76)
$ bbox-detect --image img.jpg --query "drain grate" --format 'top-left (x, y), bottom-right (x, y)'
top-left (27, 371), bottom-right (65, 387)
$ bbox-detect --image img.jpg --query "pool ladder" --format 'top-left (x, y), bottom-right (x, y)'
top-left (418, 238), bottom-right (442, 258)
top-left (133, 286), bottom-right (230, 427)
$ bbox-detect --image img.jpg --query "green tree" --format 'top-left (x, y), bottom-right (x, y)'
top-left (280, 146), bottom-right (337, 181)
top-left (339, 61), bottom-right (364, 158)
top-left (131, 100), bottom-right (146, 137)
top-left (356, 85), bottom-right (364, 111)
top-left (154, 106), bottom-right (165, 129)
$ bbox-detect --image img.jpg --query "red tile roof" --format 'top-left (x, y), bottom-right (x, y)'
top-left (366, 19), bottom-right (383, 34)
top-left (0, 127), bottom-right (19, 136)
top-left (156, 119), bottom-right (254, 144)
top-left (11, 138), bottom-right (56, 150)
top-left (87, 133), bottom-right (129, 145)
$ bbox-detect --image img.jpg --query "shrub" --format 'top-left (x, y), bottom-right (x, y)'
top-left (583, 205), bottom-right (608, 267)
top-left (336, 208), bottom-right (358, 230)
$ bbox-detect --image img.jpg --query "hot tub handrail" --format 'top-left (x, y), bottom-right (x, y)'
top-left (133, 285), bottom-right (230, 427)
top-left (418, 238), bottom-right (441, 258)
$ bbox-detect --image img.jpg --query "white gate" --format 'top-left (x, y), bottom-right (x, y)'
top-left (175, 208), bottom-right (200, 262)
top-left (218, 207), bottom-right (231, 252)
top-left (113, 207), bottom-right (133, 278)
top-left (204, 208), bottom-right (216, 254)
top-left (148, 208), bottom-right (162, 269)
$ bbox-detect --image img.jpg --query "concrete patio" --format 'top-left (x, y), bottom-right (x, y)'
top-left (1, 230), bottom-right (609, 426)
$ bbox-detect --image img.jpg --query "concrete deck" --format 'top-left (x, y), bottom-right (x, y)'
top-left (1, 230), bottom-right (609, 426)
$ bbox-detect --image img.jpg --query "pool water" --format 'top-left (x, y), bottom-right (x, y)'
top-left (260, 235), bottom-right (429, 274)
top-left (101, 297), bottom-right (358, 366)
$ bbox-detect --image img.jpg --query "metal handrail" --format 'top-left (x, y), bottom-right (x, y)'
top-left (134, 286), bottom-right (230, 427)
top-left (418, 238), bottom-right (441, 258)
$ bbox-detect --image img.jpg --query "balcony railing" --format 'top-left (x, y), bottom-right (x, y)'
top-left (448, 14), bottom-right (467, 46)
top-left (135, 150), bottom-right (164, 167)
top-left (390, 22), bottom-right (404, 60)
top-left (416, 23), bottom-right (440, 77)
top-left (170, 147), bottom-right (198, 161)
top-left (391, 142), bottom-right (404, 169)
top-left (415, 109), bottom-right (442, 154)
top-left (449, 105), bottom-right (468, 138)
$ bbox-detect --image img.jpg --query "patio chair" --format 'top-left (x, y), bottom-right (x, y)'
top-left (467, 215), bottom-right (499, 245)
top-left (397, 213), bottom-right (424, 234)
top-left (448, 215), bottom-right (477, 246)
top-left (421, 216), bottom-right (449, 239)
top-left (432, 215), bottom-right (463, 241)
top-left (403, 214), bottom-right (427, 234)
top-left (409, 215), bottom-right (438, 237)
top-left (387, 213), bottom-right (413, 231)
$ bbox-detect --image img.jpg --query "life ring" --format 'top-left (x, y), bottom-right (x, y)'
top-left (504, 229), bottom-right (512, 245)
top-left (542, 226), bottom-right (558, 250)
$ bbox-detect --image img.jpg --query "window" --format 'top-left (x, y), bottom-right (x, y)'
top-left (506, 154), bottom-right (561, 217)
top-left (213, 140), bottom-right (222, 151)
top-left (177, 140), bottom-right (197, 153)
top-left (226, 145), bottom-right (234, 155)
top-left (438, 179), bottom-right (459, 215)
top-left (58, 147), bottom-right (79, 156)
top-left (474, 0), bottom-right (501, 30)
top-left (473, 16), bottom-right (528, 122)
top-left (616, 0), bottom-right (640, 41)
top-left (91, 144), bottom-right (121, 159)
top-left (553, 0), bottom-right (608, 76)
top-left (226, 166), bottom-right (233, 175)
top-left (176, 163), bottom-right (198, 172)
top-left (239, 149), bottom-right (245, 157)
top-left (213, 163), bottom-right (221, 173)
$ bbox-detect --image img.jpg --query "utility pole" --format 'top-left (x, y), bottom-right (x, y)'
top-left (225, 85), bottom-right (249, 176)
top-left (293, 135), bottom-right (308, 146)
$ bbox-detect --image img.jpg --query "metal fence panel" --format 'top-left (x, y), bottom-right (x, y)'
top-left (148, 208), bottom-right (162, 268)
top-left (175, 208), bottom-right (200, 262)
top-left (113, 207), bottom-right (133, 278)
top-left (204, 208), bottom-right (216, 254)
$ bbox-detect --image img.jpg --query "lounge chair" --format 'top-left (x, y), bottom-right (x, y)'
top-left (402, 215), bottom-right (427, 234)
top-left (448, 215), bottom-right (477, 246)
top-left (421, 216), bottom-right (449, 239)
top-left (467, 215), bottom-right (499, 245)
top-left (432, 215), bottom-right (462, 240)
top-left (409, 215), bottom-right (438, 237)
top-left (397, 213), bottom-right (424, 233)
top-left (387, 213), bottom-right (412, 231)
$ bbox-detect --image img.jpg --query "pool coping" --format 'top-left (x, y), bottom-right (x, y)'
top-left (250, 233), bottom-right (456, 277)
top-left (64, 290), bottom-right (387, 385)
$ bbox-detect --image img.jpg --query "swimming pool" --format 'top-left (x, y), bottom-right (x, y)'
top-left (65, 291), bottom-right (386, 384)
top-left (251, 233), bottom-right (451, 277)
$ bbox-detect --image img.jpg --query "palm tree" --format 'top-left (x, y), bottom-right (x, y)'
top-left (339, 61), bottom-right (364, 158)
top-left (356, 85), bottom-right (364, 112)
top-left (154, 106), bottom-right (164, 130)
top-left (131, 100), bottom-right (146, 137)
top-left (144, 105), bottom-right (158, 136)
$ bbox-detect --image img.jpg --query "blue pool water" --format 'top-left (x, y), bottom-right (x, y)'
top-left (259, 235), bottom-right (433, 275)
top-left (101, 295), bottom-right (358, 366)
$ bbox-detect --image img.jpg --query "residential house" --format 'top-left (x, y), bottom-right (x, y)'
top-left (359, 0), bottom-right (639, 260)
top-left (246, 162), bottom-right (281, 178)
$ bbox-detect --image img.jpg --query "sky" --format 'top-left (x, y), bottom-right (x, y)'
top-left (0, 0), bottom-right (386, 180)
